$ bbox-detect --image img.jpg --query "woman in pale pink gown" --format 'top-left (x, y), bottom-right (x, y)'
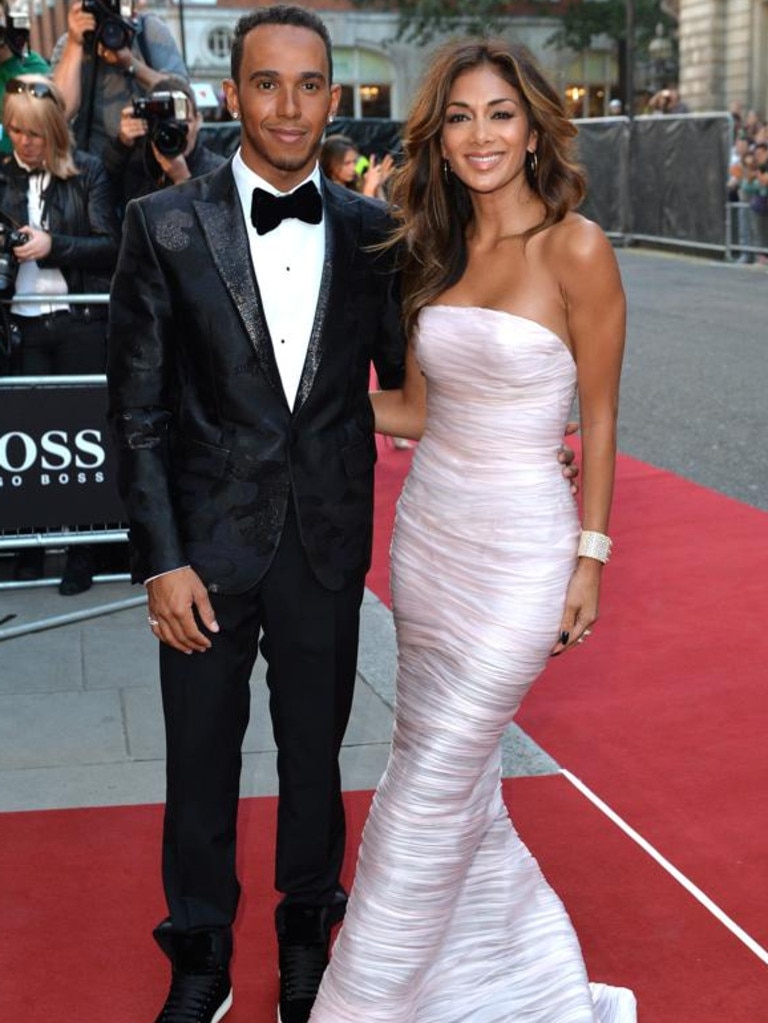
top-left (310, 40), bottom-right (635, 1023)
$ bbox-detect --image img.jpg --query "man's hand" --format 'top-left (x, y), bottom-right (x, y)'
top-left (152, 145), bottom-right (191, 184)
top-left (97, 43), bottom-right (134, 69)
top-left (147, 567), bottom-right (220, 654)
top-left (118, 104), bottom-right (147, 147)
top-left (66, 0), bottom-right (96, 45)
top-left (559, 420), bottom-right (580, 496)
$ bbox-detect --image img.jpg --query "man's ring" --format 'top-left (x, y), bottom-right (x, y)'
top-left (148, 616), bottom-right (159, 627)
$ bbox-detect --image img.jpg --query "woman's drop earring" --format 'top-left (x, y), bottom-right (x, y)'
top-left (527, 150), bottom-right (539, 177)
top-left (442, 159), bottom-right (451, 184)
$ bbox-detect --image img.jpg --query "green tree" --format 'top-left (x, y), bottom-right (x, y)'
top-left (349, 1), bottom-right (676, 53)
top-left (549, 0), bottom-right (676, 54)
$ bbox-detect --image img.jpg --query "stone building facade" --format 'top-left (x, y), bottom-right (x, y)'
top-left (678, 0), bottom-right (768, 116)
top-left (26, 0), bottom-right (618, 121)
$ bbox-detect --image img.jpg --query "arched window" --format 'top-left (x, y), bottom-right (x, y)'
top-left (207, 26), bottom-right (234, 63)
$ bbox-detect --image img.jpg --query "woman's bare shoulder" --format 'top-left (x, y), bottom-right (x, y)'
top-left (543, 212), bottom-right (613, 264)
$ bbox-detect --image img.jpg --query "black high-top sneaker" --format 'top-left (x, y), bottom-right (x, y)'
top-left (276, 905), bottom-right (332, 1023)
top-left (152, 919), bottom-right (233, 1023)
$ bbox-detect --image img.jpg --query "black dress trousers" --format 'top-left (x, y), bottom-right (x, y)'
top-left (159, 500), bottom-right (365, 932)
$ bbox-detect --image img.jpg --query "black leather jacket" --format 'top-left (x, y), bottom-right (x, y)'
top-left (0, 151), bottom-right (120, 313)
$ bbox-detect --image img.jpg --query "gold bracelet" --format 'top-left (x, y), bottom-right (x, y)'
top-left (578, 530), bottom-right (612, 563)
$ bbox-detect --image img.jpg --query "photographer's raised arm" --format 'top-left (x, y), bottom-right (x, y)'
top-left (50, 0), bottom-right (94, 119)
top-left (52, 0), bottom-right (172, 119)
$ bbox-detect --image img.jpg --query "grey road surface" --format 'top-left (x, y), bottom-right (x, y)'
top-left (615, 250), bottom-right (767, 511)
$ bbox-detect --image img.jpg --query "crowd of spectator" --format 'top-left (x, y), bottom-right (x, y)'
top-left (728, 103), bottom-right (768, 264)
top-left (0, 0), bottom-right (216, 594)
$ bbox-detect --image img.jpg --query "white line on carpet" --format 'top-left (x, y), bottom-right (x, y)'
top-left (560, 768), bottom-right (768, 966)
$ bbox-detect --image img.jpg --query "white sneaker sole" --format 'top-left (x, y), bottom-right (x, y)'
top-left (212, 989), bottom-right (233, 1023)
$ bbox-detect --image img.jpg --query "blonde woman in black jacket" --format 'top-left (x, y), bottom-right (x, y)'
top-left (1, 73), bottom-right (120, 592)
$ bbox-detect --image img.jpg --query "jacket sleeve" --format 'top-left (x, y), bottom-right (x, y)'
top-left (367, 208), bottom-right (406, 390)
top-left (45, 156), bottom-right (120, 272)
top-left (106, 198), bottom-right (186, 582)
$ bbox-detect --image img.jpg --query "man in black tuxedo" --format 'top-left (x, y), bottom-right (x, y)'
top-left (107, 7), bottom-right (404, 1023)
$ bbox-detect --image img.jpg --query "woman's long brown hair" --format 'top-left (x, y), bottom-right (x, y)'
top-left (387, 40), bottom-right (586, 338)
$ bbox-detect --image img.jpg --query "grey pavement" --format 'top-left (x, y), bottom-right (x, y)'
top-left (0, 580), bottom-right (555, 813)
top-left (615, 249), bottom-right (768, 511)
top-left (1, 247), bottom-right (766, 814)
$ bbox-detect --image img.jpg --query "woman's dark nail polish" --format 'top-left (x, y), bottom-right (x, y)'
top-left (560, 631), bottom-right (570, 645)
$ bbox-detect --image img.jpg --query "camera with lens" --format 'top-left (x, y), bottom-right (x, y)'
top-left (82, 0), bottom-right (135, 52)
top-left (0, 223), bottom-right (29, 299)
top-left (0, 0), bottom-right (32, 58)
top-left (133, 91), bottom-right (191, 158)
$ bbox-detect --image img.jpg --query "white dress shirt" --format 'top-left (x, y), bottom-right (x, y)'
top-left (11, 156), bottom-right (70, 317)
top-left (231, 150), bottom-right (325, 411)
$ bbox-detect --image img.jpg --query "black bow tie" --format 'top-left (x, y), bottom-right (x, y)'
top-left (251, 181), bottom-right (323, 235)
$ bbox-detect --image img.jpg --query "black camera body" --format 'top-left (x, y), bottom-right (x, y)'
top-left (0, 0), bottom-right (32, 58)
top-left (0, 224), bottom-right (29, 299)
top-left (82, 0), bottom-right (135, 52)
top-left (133, 92), bottom-right (191, 158)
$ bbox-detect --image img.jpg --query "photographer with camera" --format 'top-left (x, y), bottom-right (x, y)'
top-left (102, 76), bottom-right (223, 210)
top-left (50, 0), bottom-right (188, 157)
top-left (648, 86), bottom-right (689, 115)
top-left (0, 0), bottom-right (50, 154)
top-left (1, 73), bottom-right (120, 591)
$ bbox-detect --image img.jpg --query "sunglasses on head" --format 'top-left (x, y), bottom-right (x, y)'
top-left (6, 79), bottom-right (60, 105)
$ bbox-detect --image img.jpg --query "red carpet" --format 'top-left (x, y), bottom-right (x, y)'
top-left (4, 442), bottom-right (768, 1019)
top-left (515, 456), bottom-right (768, 952)
top-left (2, 781), bottom-right (766, 1022)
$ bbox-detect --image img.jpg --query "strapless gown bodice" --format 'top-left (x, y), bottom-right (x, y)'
top-left (407, 305), bottom-right (578, 536)
top-left (309, 307), bottom-right (636, 1023)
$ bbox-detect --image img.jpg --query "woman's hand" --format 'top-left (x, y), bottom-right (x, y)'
top-left (13, 227), bottom-right (52, 263)
top-left (550, 559), bottom-right (601, 656)
top-left (361, 153), bottom-right (395, 197)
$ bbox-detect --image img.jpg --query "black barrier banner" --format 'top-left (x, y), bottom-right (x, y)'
top-left (0, 382), bottom-right (125, 530)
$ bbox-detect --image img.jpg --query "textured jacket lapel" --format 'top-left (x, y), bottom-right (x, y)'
top-left (293, 179), bottom-right (357, 414)
top-left (192, 161), bottom-right (284, 399)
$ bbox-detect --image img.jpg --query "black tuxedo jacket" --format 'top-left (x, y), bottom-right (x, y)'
top-left (107, 161), bottom-right (405, 593)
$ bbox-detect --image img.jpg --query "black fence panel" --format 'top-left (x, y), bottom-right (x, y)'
top-left (575, 116), bottom-right (630, 236)
top-left (630, 114), bottom-right (731, 247)
top-left (202, 114), bottom-right (734, 252)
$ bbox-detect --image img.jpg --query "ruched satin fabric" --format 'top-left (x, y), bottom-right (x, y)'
top-left (310, 307), bottom-right (636, 1022)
